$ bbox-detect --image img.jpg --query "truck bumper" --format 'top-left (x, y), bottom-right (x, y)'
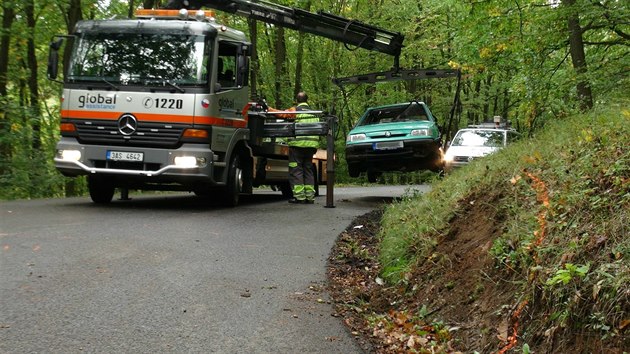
top-left (54, 138), bottom-right (218, 185)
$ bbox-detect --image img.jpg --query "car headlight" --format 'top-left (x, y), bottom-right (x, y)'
top-left (347, 133), bottom-right (367, 143)
top-left (410, 129), bottom-right (429, 136)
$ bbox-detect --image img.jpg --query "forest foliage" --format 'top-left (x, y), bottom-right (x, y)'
top-left (0, 0), bottom-right (628, 199)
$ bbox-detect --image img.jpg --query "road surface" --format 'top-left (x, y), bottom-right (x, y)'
top-left (0, 185), bottom-right (429, 353)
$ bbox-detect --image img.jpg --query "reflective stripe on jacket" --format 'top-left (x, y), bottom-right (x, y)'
top-left (289, 103), bottom-right (320, 148)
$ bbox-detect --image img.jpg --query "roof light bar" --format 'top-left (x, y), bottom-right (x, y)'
top-left (135, 9), bottom-right (216, 20)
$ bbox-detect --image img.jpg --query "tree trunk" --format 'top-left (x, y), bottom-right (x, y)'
top-left (248, 18), bottom-right (258, 99)
top-left (63, 0), bottom-right (83, 197)
top-left (25, 0), bottom-right (41, 151)
top-left (293, 0), bottom-right (311, 99)
top-left (128, 0), bottom-right (135, 18)
top-left (143, 0), bottom-right (156, 10)
top-left (0, 5), bottom-right (14, 97)
top-left (273, 27), bottom-right (287, 108)
top-left (0, 3), bottom-right (15, 176)
top-left (563, 0), bottom-right (593, 111)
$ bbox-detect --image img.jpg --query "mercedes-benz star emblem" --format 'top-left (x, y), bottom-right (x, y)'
top-left (118, 114), bottom-right (138, 135)
top-left (385, 131), bottom-right (391, 137)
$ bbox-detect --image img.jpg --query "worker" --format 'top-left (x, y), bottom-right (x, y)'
top-left (268, 92), bottom-right (319, 204)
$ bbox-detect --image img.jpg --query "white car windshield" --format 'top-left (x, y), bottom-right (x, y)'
top-left (451, 130), bottom-right (504, 147)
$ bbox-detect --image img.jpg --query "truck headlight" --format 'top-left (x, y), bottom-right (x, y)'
top-left (174, 156), bottom-right (198, 168)
top-left (59, 149), bottom-right (81, 161)
top-left (410, 129), bottom-right (429, 136)
top-left (347, 133), bottom-right (366, 143)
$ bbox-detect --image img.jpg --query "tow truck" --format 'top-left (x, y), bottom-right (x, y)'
top-left (47, 0), bottom-right (453, 206)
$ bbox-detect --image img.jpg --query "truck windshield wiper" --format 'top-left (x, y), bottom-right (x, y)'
top-left (85, 78), bottom-right (120, 91)
top-left (164, 80), bottom-right (185, 93)
top-left (142, 75), bottom-right (186, 93)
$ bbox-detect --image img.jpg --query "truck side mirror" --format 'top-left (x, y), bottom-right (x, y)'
top-left (47, 38), bottom-right (64, 80)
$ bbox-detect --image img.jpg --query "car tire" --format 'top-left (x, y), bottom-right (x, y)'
top-left (367, 171), bottom-right (380, 183)
top-left (348, 164), bottom-right (360, 178)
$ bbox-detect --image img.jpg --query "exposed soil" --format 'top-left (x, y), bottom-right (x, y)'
top-left (326, 194), bottom-right (627, 353)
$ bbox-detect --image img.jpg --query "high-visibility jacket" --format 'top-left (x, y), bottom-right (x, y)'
top-left (289, 103), bottom-right (320, 148)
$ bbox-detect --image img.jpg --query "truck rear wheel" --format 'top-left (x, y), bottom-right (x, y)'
top-left (88, 175), bottom-right (115, 204)
top-left (222, 153), bottom-right (243, 207)
top-left (278, 182), bottom-right (292, 198)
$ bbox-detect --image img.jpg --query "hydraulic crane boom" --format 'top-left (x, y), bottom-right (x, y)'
top-left (165, 0), bottom-right (404, 69)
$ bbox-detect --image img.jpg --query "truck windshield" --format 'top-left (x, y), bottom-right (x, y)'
top-left (67, 32), bottom-right (209, 86)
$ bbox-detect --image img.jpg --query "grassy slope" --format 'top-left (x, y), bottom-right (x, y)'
top-left (377, 100), bottom-right (629, 352)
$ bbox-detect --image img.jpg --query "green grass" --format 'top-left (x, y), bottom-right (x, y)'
top-left (378, 99), bottom-right (629, 344)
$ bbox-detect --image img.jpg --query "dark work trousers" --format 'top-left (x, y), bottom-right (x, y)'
top-left (288, 146), bottom-right (317, 200)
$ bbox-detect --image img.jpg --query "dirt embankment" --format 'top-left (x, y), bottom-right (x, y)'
top-left (327, 197), bottom-right (626, 353)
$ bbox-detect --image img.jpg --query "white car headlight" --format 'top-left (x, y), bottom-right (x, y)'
top-left (347, 133), bottom-right (367, 142)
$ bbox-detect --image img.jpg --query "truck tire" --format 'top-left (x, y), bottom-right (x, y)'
top-left (278, 182), bottom-right (292, 198)
top-left (222, 153), bottom-right (243, 207)
top-left (88, 175), bottom-right (115, 204)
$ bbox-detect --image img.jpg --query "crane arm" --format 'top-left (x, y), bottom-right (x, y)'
top-left (165, 0), bottom-right (404, 67)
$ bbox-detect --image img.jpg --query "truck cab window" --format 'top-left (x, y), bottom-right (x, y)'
top-left (217, 42), bottom-right (238, 88)
top-left (68, 32), bottom-right (209, 86)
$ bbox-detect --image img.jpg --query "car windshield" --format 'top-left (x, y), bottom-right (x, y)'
top-left (451, 130), bottom-right (505, 147)
top-left (360, 103), bottom-right (428, 126)
top-left (67, 32), bottom-right (209, 86)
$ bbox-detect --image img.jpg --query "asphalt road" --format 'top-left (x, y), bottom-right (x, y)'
top-left (0, 185), bottom-right (429, 354)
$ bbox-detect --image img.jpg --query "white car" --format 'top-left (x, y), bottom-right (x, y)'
top-left (443, 126), bottom-right (521, 172)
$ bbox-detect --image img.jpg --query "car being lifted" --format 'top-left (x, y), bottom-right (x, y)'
top-left (345, 101), bottom-right (444, 182)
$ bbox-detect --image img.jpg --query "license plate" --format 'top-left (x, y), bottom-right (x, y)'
top-left (106, 151), bottom-right (144, 162)
top-left (373, 141), bottom-right (403, 150)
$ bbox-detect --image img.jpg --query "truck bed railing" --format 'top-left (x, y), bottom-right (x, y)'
top-left (257, 110), bottom-right (329, 138)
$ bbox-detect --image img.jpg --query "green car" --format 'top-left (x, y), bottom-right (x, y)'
top-left (345, 101), bottom-right (444, 182)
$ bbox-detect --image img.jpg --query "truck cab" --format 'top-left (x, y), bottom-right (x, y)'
top-left (50, 9), bottom-right (289, 205)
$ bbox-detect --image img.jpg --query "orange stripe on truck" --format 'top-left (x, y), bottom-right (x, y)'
top-left (60, 110), bottom-right (247, 128)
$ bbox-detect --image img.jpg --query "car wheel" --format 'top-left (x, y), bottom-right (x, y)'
top-left (367, 171), bottom-right (380, 183)
top-left (88, 175), bottom-right (115, 204)
top-left (348, 164), bottom-right (360, 178)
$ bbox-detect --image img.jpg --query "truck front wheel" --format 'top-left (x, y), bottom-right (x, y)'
top-left (88, 175), bottom-right (115, 204)
top-left (222, 153), bottom-right (243, 207)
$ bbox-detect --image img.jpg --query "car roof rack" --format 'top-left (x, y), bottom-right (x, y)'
top-left (467, 116), bottom-right (513, 129)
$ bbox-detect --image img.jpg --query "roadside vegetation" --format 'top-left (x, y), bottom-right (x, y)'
top-left (328, 100), bottom-right (629, 353)
top-left (1, 0), bottom-right (628, 200)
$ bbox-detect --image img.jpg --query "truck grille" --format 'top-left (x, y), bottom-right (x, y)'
top-left (73, 119), bottom-right (187, 148)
